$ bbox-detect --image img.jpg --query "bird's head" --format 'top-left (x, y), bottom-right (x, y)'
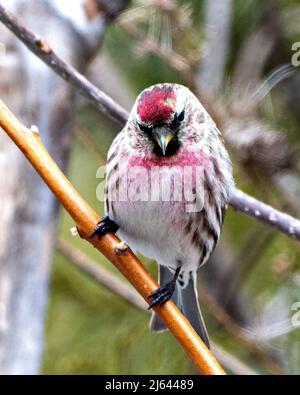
top-left (132, 83), bottom-right (190, 156)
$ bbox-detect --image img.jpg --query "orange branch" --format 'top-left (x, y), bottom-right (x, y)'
top-left (0, 99), bottom-right (225, 375)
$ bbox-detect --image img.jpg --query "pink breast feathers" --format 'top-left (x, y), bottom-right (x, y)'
top-left (126, 150), bottom-right (211, 209)
top-left (129, 149), bottom-right (210, 169)
top-left (137, 86), bottom-right (176, 124)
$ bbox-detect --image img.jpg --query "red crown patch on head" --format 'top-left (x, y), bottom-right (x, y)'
top-left (137, 86), bottom-right (176, 124)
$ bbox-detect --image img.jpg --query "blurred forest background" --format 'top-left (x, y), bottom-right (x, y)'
top-left (0, 0), bottom-right (300, 375)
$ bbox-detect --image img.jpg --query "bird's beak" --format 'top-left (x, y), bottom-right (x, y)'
top-left (156, 132), bottom-right (173, 155)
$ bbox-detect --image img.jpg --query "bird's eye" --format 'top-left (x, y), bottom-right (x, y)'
top-left (171, 110), bottom-right (185, 129)
top-left (177, 110), bottom-right (185, 122)
top-left (137, 121), bottom-right (152, 133)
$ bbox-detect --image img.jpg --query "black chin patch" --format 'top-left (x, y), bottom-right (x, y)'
top-left (153, 137), bottom-right (181, 157)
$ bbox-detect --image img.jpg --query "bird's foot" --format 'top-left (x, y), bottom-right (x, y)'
top-left (90, 215), bottom-right (119, 239)
top-left (147, 282), bottom-right (175, 310)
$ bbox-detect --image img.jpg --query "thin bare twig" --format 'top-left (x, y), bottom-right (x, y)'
top-left (75, 127), bottom-right (107, 165)
top-left (118, 22), bottom-right (192, 76)
top-left (0, 99), bottom-right (225, 375)
top-left (198, 286), bottom-right (285, 375)
top-left (230, 187), bottom-right (300, 241)
top-left (58, 239), bottom-right (147, 311)
top-left (0, 3), bottom-right (299, 243)
top-left (211, 345), bottom-right (258, 376)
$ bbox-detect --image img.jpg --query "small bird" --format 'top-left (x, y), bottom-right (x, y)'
top-left (92, 83), bottom-right (234, 348)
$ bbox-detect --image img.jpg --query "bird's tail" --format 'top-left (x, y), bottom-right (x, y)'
top-left (150, 266), bottom-right (210, 349)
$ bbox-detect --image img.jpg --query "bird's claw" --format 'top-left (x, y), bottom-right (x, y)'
top-left (90, 215), bottom-right (119, 239)
top-left (147, 282), bottom-right (175, 310)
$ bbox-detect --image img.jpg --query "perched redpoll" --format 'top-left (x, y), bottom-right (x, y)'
top-left (92, 83), bottom-right (234, 348)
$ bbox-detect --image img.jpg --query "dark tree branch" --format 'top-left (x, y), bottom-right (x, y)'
top-left (230, 187), bottom-right (300, 241)
top-left (0, 3), bottom-right (128, 126)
